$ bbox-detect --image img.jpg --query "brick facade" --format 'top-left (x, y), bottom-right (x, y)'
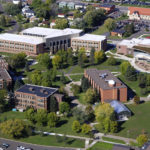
top-left (84, 69), bottom-right (127, 103)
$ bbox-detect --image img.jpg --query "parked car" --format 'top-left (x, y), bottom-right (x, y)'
top-left (2, 143), bottom-right (9, 148)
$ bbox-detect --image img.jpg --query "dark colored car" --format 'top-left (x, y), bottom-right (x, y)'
top-left (2, 143), bottom-right (9, 148)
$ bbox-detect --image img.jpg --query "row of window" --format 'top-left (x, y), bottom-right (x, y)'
top-left (16, 94), bottom-right (35, 100)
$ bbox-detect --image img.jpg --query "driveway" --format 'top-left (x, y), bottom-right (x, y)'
top-left (0, 138), bottom-right (75, 150)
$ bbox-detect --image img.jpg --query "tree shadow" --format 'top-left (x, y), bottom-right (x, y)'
top-left (67, 139), bottom-right (75, 145)
top-left (56, 120), bottom-right (68, 128)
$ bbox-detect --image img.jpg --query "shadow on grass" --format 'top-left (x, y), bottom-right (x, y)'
top-left (56, 119), bottom-right (68, 128)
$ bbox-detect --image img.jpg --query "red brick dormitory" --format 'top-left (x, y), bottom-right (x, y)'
top-left (84, 69), bottom-right (127, 103)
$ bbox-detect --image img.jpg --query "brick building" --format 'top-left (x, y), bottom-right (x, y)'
top-left (93, 4), bottom-right (115, 13)
top-left (71, 34), bottom-right (107, 52)
top-left (0, 33), bottom-right (45, 56)
top-left (15, 84), bottom-right (63, 110)
top-left (0, 68), bottom-right (12, 89)
top-left (84, 69), bottom-right (127, 102)
top-left (117, 38), bottom-right (150, 55)
top-left (128, 7), bottom-right (150, 20)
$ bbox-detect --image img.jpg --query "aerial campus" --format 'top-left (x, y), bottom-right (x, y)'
top-left (0, 0), bottom-right (150, 150)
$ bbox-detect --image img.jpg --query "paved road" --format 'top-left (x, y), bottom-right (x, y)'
top-left (0, 138), bottom-right (75, 150)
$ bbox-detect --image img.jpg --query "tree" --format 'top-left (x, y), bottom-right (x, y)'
top-left (83, 88), bottom-right (98, 104)
top-left (0, 89), bottom-right (7, 113)
top-left (78, 48), bottom-right (88, 68)
top-left (134, 95), bottom-right (140, 105)
top-left (90, 48), bottom-right (95, 65)
top-left (14, 79), bottom-right (23, 90)
top-left (25, 62), bottom-right (30, 72)
top-left (147, 74), bottom-right (150, 86)
top-left (104, 18), bottom-right (116, 32)
top-left (37, 53), bottom-right (51, 69)
top-left (60, 72), bottom-right (66, 84)
top-left (41, 71), bottom-right (52, 87)
top-left (107, 56), bottom-right (117, 65)
top-left (4, 3), bottom-right (21, 16)
top-left (52, 55), bottom-right (62, 69)
top-left (71, 84), bottom-right (81, 96)
top-left (72, 120), bottom-right (81, 133)
top-left (0, 15), bottom-right (6, 27)
top-left (85, 105), bottom-right (95, 122)
top-left (125, 66), bottom-right (137, 81)
top-left (81, 76), bottom-right (90, 92)
top-left (0, 119), bottom-right (31, 138)
top-left (124, 23), bottom-right (135, 37)
top-left (81, 124), bottom-right (92, 134)
top-left (136, 134), bottom-right (148, 147)
top-left (35, 109), bottom-right (47, 126)
top-left (30, 70), bottom-right (42, 85)
top-left (84, 9), bottom-right (105, 27)
top-left (67, 48), bottom-right (74, 66)
top-left (55, 19), bottom-right (69, 29)
top-left (47, 112), bottom-right (59, 127)
top-left (25, 108), bottom-right (36, 123)
top-left (138, 73), bottom-right (147, 88)
top-left (59, 102), bottom-right (70, 115)
top-left (95, 103), bottom-right (117, 133)
top-left (120, 61), bottom-right (131, 75)
top-left (72, 108), bottom-right (88, 124)
top-left (49, 96), bottom-right (58, 112)
top-left (94, 51), bottom-right (106, 64)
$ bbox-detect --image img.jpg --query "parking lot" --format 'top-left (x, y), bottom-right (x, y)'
top-left (0, 138), bottom-right (75, 150)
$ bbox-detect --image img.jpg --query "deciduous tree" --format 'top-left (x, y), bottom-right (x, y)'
top-left (47, 112), bottom-right (59, 127)
top-left (136, 134), bottom-right (148, 147)
top-left (72, 120), bottom-right (81, 133)
top-left (81, 124), bottom-right (92, 134)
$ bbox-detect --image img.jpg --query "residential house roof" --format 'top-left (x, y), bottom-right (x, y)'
top-left (129, 7), bottom-right (150, 16)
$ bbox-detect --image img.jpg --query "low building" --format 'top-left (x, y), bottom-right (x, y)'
top-left (128, 7), bottom-right (150, 20)
top-left (67, 2), bottom-right (75, 9)
top-left (59, 1), bottom-right (67, 8)
top-left (111, 29), bottom-right (125, 38)
top-left (94, 4), bottom-right (115, 13)
top-left (15, 84), bottom-right (63, 110)
top-left (0, 57), bottom-right (9, 70)
top-left (0, 68), bottom-right (12, 89)
top-left (84, 69), bottom-right (127, 103)
top-left (106, 100), bottom-right (131, 121)
top-left (58, 13), bottom-right (65, 18)
top-left (71, 34), bottom-right (107, 52)
top-left (117, 38), bottom-right (150, 55)
top-left (0, 33), bottom-right (45, 56)
top-left (75, 3), bottom-right (85, 9)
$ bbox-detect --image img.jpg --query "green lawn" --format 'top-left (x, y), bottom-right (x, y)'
top-left (19, 134), bottom-right (85, 148)
top-left (118, 75), bottom-right (149, 97)
top-left (0, 111), bottom-right (25, 121)
top-left (88, 142), bottom-right (113, 150)
top-left (115, 102), bottom-right (150, 139)
top-left (0, 52), bottom-right (15, 57)
top-left (92, 25), bottom-right (109, 35)
top-left (102, 136), bottom-right (126, 144)
top-left (78, 93), bottom-right (87, 105)
top-left (70, 74), bottom-right (83, 81)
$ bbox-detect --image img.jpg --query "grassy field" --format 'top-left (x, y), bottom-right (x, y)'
top-left (92, 25), bottom-right (109, 35)
top-left (19, 134), bottom-right (85, 148)
top-left (88, 142), bottom-right (113, 150)
top-left (115, 102), bottom-right (150, 139)
top-left (118, 75), bottom-right (148, 97)
top-left (102, 137), bottom-right (126, 144)
top-left (70, 74), bottom-right (83, 81)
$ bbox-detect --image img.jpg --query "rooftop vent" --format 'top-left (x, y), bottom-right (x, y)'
top-left (99, 73), bottom-right (107, 79)
top-left (29, 87), bottom-right (34, 91)
top-left (108, 80), bottom-right (115, 87)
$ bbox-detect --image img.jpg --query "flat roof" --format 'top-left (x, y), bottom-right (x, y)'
top-left (118, 38), bottom-right (150, 48)
top-left (72, 34), bottom-right (106, 42)
top-left (0, 33), bottom-right (44, 45)
top-left (85, 69), bottom-right (126, 90)
top-left (21, 27), bottom-right (83, 38)
top-left (16, 84), bottom-right (58, 98)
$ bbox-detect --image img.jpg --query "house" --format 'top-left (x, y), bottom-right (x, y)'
top-left (111, 29), bottom-right (125, 37)
top-left (99, 4), bottom-right (115, 13)
top-left (67, 15), bottom-right (74, 21)
top-left (0, 68), bottom-right (12, 89)
top-left (58, 13), bottom-right (65, 18)
top-left (22, 5), bottom-right (35, 18)
top-left (15, 84), bottom-right (63, 110)
top-left (106, 100), bottom-right (131, 121)
top-left (75, 3), bottom-right (85, 9)
top-left (84, 69), bottom-right (127, 103)
top-left (128, 7), bottom-right (150, 20)
top-left (71, 34), bottom-right (107, 52)
top-left (59, 1), bottom-right (67, 8)
top-left (67, 2), bottom-right (75, 10)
